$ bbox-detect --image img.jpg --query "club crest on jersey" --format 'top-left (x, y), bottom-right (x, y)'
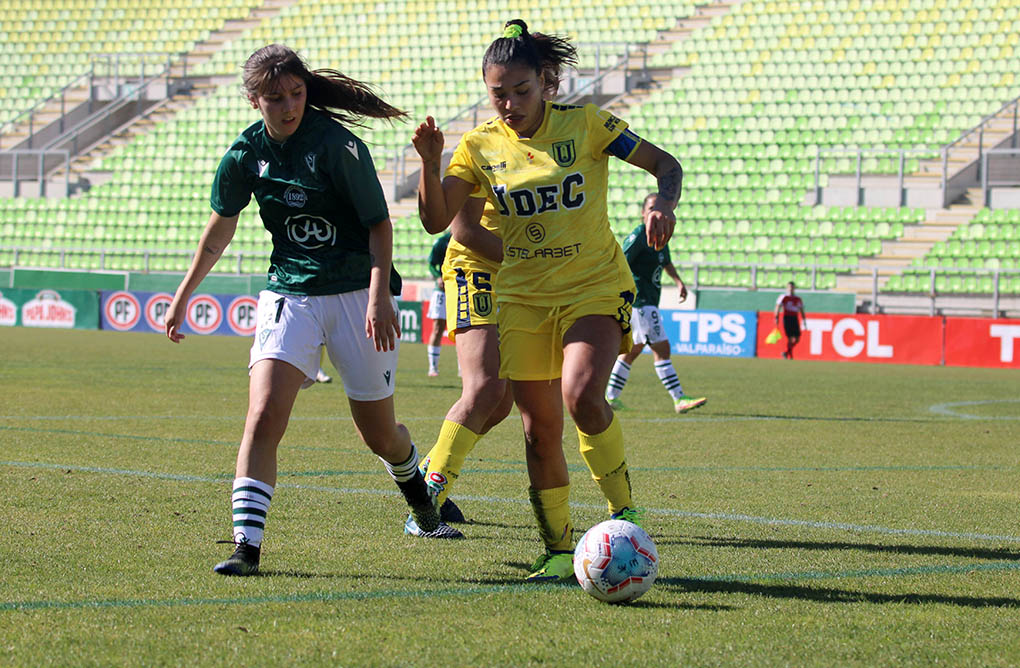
top-left (304, 152), bottom-right (317, 173)
top-left (284, 186), bottom-right (307, 208)
top-left (285, 214), bottom-right (336, 249)
top-left (473, 292), bottom-right (492, 317)
top-left (551, 140), bottom-right (576, 167)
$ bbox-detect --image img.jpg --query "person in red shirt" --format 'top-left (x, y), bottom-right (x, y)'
top-left (774, 281), bottom-right (807, 359)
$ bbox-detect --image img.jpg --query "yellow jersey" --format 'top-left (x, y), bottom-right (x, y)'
top-left (445, 197), bottom-right (502, 273)
top-left (446, 102), bottom-right (640, 306)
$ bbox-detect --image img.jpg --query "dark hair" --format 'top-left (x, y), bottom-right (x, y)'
top-left (482, 20), bottom-right (578, 96)
top-left (243, 44), bottom-right (406, 126)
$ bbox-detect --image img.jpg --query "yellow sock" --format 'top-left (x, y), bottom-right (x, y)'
top-left (423, 420), bottom-right (481, 505)
top-left (577, 413), bottom-right (632, 514)
top-left (528, 485), bottom-right (572, 551)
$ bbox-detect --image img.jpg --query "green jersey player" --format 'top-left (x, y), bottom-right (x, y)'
top-left (166, 44), bottom-right (456, 577)
top-left (605, 194), bottom-right (707, 414)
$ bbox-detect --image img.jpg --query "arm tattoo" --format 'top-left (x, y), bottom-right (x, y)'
top-left (656, 164), bottom-right (683, 205)
top-left (202, 244), bottom-right (222, 256)
top-left (427, 162), bottom-right (441, 180)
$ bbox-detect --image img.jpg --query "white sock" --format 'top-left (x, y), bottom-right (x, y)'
top-left (654, 360), bottom-right (684, 401)
top-left (427, 345), bottom-right (441, 372)
top-left (606, 359), bottom-right (631, 400)
top-left (231, 477), bottom-right (273, 548)
top-left (380, 443), bottom-right (420, 482)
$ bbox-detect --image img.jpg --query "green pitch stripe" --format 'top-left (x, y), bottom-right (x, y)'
top-left (0, 582), bottom-right (572, 613)
top-left (4, 562), bottom-right (1020, 613)
top-left (683, 560), bottom-right (1020, 583)
top-left (0, 424), bottom-right (347, 453)
top-left (7, 459), bottom-right (1020, 544)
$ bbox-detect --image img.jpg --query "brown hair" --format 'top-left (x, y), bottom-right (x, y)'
top-left (243, 44), bottom-right (406, 126)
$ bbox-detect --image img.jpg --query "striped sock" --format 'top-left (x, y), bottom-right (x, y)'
top-left (427, 345), bottom-right (441, 372)
top-left (605, 359), bottom-right (631, 400)
top-left (231, 477), bottom-right (273, 548)
top-left (654, 360), bottom-right (684, 401)
top-left (381, 444), bottom-right (431, 508)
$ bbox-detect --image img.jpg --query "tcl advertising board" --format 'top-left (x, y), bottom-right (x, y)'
top-left (756, 312), bottom-right (942, 365)
top-left (944, 317), bottom-right (1020, 368)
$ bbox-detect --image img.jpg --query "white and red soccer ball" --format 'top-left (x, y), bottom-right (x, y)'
top-left (573, 519), bottom-right (659, 603)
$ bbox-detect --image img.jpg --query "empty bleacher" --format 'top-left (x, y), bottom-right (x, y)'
top-left (1, 0), bottom-right (1018, 303)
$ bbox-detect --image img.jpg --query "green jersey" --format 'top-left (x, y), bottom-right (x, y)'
top-left (428, 232), bottom-right (451, 278)
top-left (622, 222), bottom-right (671, 309)
top-left (210, 109), bottom-right (401, 297)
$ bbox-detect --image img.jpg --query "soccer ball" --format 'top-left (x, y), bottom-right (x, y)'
top-left (573, 519), bottom-right (658, 603)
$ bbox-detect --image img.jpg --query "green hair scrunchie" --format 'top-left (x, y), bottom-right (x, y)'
top-left (503, 24), bottom-right (524, 39)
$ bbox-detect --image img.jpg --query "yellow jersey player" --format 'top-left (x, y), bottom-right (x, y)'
top-left (413, 20), bottom-right (682, 581)
top-left (403, 196), bottom-right (514, 537)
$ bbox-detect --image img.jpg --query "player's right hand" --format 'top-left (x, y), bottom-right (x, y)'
top-left (164, 296), bottom-right (187, 343)
top-left (412, 116), bottom-right (444, 163)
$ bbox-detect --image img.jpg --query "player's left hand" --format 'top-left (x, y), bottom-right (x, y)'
top-left (365, 296), bottom-right (401, 352)
top-left (678, 282), bottom-right (688, 303)
top-left (644, 197), bottom-right (675, 250)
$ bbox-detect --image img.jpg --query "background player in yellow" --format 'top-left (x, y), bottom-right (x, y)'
top-left (405, 66), bottom-right (567, 539)
top-left (413, 20), bottom-right (683, 581)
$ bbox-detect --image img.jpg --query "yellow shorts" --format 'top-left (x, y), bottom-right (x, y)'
top-left (442, 250), bottom-right (500, 339)
top-left (498, 292), bottom-right (634, 381)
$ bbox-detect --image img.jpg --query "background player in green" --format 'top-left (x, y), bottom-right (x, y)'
top-left (165, 44), bottom-right (447, 576)
top-left (606, 193), bottom-right (707, 413)
top-left (425, 231), bottom-right (451, 376)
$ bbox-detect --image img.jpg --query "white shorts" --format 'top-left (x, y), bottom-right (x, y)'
top-left (631, 305), bottom-right (668, 346)
top-left (250, 289), bottom-right (399, 401)
top-left (427, 286), bottom-right (446, 320)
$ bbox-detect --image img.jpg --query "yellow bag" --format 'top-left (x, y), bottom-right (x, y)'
top-left (765, 327), bottom-right (782, 345)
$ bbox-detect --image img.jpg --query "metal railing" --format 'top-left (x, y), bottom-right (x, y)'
top-left (885, 266), bottom-right (1020, 318)
top-left (981, 148), bottom-right (1020, 206)
top-left (388, 41), bottom-right (649, 200)
top-left (941, 94), bottom-right (1020, 206)
top-left (812, 93), bottom-right (1020, 208)
top-left (2, 247), bottom-right (1016, 316)
top-left (0, 245), bottom-right (267, 275)
top-left (0, 53), bottom-right (181, 149)
top-left (814, 147), bottom-right (937, 206)
top-left (0, 150), bottom-right (71, 196)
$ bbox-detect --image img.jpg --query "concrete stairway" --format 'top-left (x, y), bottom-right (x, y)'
top-left (48, 0), bottom-right (298, 193)
top-left (835, 188), bottom-right (982, 295)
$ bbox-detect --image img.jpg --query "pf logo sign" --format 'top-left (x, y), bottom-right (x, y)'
top-left (186, 295), bottom-right (222, 335)
top-left (145, 293), bottom-right (174, 332)
top-left (104, 291), bottom-right (141, 331)
top-left (228, 296), bottom-right (258, 336)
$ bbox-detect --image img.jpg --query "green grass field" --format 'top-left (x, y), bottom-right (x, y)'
top-left (2, 327), bottom-right (1019, 666)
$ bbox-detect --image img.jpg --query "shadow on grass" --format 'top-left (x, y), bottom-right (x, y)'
top-left (660, 577), bottom-right (1020, 609)
top-left (659, 535), bottom-right (1020, 562)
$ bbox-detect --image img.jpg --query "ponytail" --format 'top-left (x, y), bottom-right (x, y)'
top-left (243, 44), bottom-right (406, 126)
top-left (482, 20), bottom-right (578, 96)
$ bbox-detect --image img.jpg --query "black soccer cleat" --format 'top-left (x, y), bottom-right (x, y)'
top-left (213, 542), bottom-right (261, 576)
top-left (440, 497), bottom-right (466, 523)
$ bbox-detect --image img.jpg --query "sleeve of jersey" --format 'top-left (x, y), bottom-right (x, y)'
top-left (445, 137), bottom-right (486, 198)
top-left (587, 105), bottom-right (642, 160)
top-left (209, 149), bottom-right (252, 217)
top-left (332, 136), bottom-right (389, 228)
